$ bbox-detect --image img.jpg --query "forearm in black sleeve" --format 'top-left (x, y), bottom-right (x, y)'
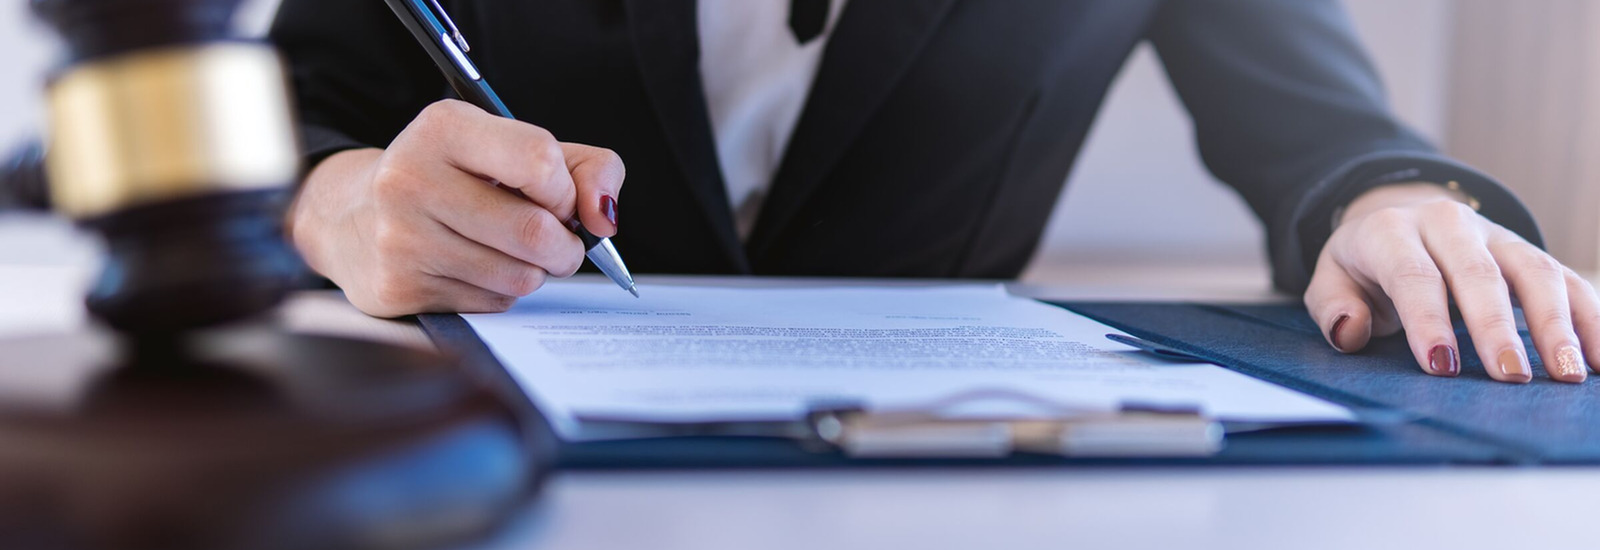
top-left (269, 0), bottom-right (448, 171)
top-left (1146, 0), bottom-right (1541, 293)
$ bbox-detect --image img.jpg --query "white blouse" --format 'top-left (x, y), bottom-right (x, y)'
top-left (697, 0), bottom-right (850, 240)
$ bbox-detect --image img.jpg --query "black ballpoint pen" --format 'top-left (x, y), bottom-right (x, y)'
top-left (382, 0), bottom-right (639, 297)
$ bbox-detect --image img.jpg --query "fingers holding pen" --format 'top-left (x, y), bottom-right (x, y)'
top-left (399, 101), bottom-right (627, 278)
top-left (421, 168), bottom-right (585, 277)
top-left (348, 211), bottom-right (525, 317)
top-left (411, 99), bottom-right (580, 220)
top-left (302, 100), bottom-right (627, 318)
top-left (419, 228), bottom-right (555, 299)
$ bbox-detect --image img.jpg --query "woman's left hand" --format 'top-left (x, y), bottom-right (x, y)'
top-left (1305, 182), bottom-right (1600, 383)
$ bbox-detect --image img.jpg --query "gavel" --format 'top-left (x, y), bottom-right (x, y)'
top-left (0, 1), bottom-right (548, 548)
top-left (30, 0), bottom-right (302, 334)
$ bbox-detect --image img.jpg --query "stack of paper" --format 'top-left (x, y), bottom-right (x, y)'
top-left (461, 283), bottom-right (1352, 441)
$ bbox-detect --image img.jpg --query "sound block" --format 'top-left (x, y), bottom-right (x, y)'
top-left (0, 327), bottom-right (547, 550)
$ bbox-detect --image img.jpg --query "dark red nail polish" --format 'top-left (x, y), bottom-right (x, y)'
top-left (1429, 345), bottom-right (1459, 376)
top-left (1329, 314), bottom-right (1350, 352)
top-left (601, 195), bottom-right (618, 229)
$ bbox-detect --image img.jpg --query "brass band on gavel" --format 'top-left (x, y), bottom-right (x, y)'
top-left (45, 43), bottom-right (298, 219)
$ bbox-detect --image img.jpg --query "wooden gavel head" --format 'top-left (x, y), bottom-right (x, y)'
top-left (32, 0), bottom-right (303, 335)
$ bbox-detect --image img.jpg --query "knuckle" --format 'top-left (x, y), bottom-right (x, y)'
top-left (1523, 252), bottom-right (1565, 279)
top-left (1572, 276), bottom-right (1600, 301)
top-left (1565, 267), bottom-right (1589, 284)
top-left (368, 161), bottom-right (420, 205)
top-left (505, 267), bottom-right (548, 296)
top-left (529, 140), bottom-right (565, 182)
top-left (526, 124), bottom-right (556, 143)
top-left (1389, 259), bottom-right (1443, 287)
top-left (369, 159), bottom-right (401, 186)
top-left (412, 104), bottom-right (447, 134)
top-left (369, 219), bottom-right (403, 255)
top-left (539, 132), bottom-right (563, 158)
top-left (1451, 258), bottom-right (1503, 284)
top-left (516, 209), bottom-right (552, 246)
top-left (1410, 311), bottom-right (1454, 331)
top-left (1578, 310), bottom-right (1600, 332)
top-left (370, 219), bottom-right (416, 258)
top-left (418, 99), bottom-right (468, 129)
top-left (1421, 200), bottom-right (1478, 223)
top-left (1475, 311), bottom-right (1519, 334)
top-left (529, 162), bottom-right (559, 190)
top-left (370, 273), bottom-right (421, 314)
top-left (526, 129), bottom-right (561, 162)
top-left (1530, 307), bottom-right (1572, 329)
top-left (1529, 311), bottom-right (1568, 332)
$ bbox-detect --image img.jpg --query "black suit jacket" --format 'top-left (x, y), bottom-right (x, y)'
top-left (271, 0), bottom-right (1541, 292)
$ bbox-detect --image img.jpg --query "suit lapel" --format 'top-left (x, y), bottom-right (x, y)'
top-left (747, 0), bottom-right (961, 262)
top-left (622, 0), bottom-right (749, 272)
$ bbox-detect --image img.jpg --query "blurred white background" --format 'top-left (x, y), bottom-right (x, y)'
top-left (0, 0), bottom-right (1550, 282)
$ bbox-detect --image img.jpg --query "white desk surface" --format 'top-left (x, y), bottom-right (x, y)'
top-left (2, 215), bottom-right (1595, 550)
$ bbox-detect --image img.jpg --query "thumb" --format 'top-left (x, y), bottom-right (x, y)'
top-left (562, 143), bottom-right (626, 238)
top-left (1305, 251), bottom-right (1375, 354)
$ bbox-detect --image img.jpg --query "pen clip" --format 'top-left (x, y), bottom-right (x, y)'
top-left (426, 0), bottom-right (471, 53)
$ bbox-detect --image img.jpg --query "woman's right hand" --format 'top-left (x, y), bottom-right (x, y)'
top-left (286, 99), bottom-right (625, 317)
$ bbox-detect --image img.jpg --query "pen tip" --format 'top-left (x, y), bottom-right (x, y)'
top-left (628, 285), bottom-right (640, 298)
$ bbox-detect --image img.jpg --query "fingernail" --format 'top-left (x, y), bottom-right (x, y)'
top-left (1497, 349), bottom-right (1532, 383)
top-left (1553, 345), bottom-right (1586, 382)
top-left (1428, 345), bottom-right (1459, 377)
top-left (1329, 314), bottom-right (1350, 352)
top-left (601, 195), bottom-right (618, 229)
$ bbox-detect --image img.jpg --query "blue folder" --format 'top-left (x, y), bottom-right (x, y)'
top-left (420, 300), bottom-right (1575, 469)
top-left (1071, 302), bottom-right (1600, 464)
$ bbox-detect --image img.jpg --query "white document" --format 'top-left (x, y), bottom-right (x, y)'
top-left (461, 282), bottom-right (1352, 440)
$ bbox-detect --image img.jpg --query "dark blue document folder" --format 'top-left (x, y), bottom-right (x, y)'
top-left (421, 300), bottom-right (1583, 469)
top-left (1070, 302), bottom-right (1600, 465)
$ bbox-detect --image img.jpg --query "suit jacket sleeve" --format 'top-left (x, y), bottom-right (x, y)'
top-left (1146, 0), bottom-right (1543, 293)
top-left (269, 0), bottom-right (447, 172)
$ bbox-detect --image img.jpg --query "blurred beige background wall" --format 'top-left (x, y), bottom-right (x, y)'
top-left (1446, 1), bottom-right (1600, 272)
top-left (1034, 0), bottom-right (1455, 278)
top-left (1, 0), bottom-right (1570, 278)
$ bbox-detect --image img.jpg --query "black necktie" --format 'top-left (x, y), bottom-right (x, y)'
top-left (789, 0), bottom-right (829, 45)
